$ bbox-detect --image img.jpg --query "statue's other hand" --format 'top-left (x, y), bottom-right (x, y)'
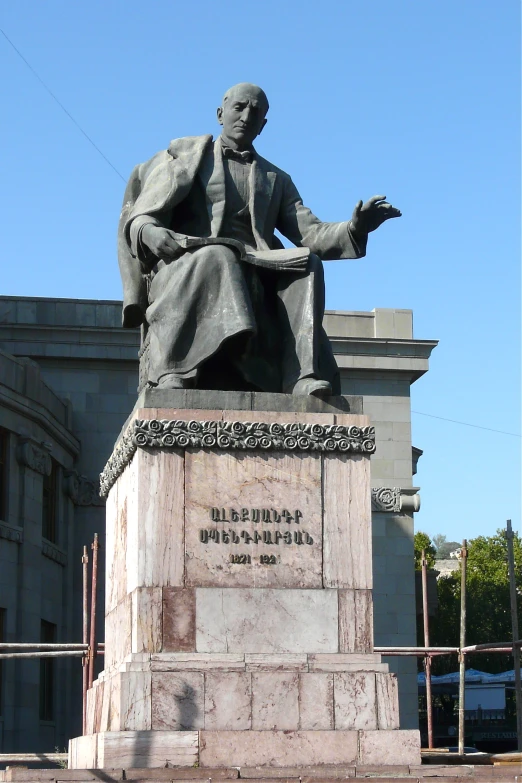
top-left (350, 195), bottom-right (401, 237)
top-left (141, 225), bottom-right (181, 259)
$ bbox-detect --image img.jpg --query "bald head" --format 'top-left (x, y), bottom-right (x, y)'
top-left (217, 83), bottom-right (269, 151)
top-left (222, 83), bottom-right (269, 115)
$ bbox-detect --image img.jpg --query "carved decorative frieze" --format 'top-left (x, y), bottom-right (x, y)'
top-left (0, 521), bottom-right (23, 544)
top-left (64, 471), bottom-right (105, 506)
top-left (134, 419), bottom-right (376, 452)
top-left (371, 487), bottom-right (401, 513)
top-left (100, 419), bottom-right (376, 498)
top-left (371, 487), bottom-right (421, 514)
top-left (100, 429), bottom-right (137, 498)
top-left (16, 438), bottom-right (52, 476)
top-left (42, 541), bottom-right (67, 566)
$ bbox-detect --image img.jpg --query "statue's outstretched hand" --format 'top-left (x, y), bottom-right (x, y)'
top-left (141, 225), bottom-right (181, 259)
top-left (350, 195), bottom-right (401, 237)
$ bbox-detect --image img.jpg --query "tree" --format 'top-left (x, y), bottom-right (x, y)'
top-left (414, 531), bottom-right (436, 570)
top-left (430, 528), bottom-right (522, 674)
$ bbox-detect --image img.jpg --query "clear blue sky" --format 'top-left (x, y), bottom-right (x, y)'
top-left (1, 1), bottom-right (520, 542)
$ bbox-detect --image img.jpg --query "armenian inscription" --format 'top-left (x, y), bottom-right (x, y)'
top-left (199, 507), bottom-right (314, 547)
top-left (184, 450), bottom-right (323, 588)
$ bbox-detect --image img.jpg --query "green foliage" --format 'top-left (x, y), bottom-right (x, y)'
top-left (467, 531), bottom-right (522, 584)
top-left (430, 528), bottom-right (522, 675)
top-left (414, 531), bottom-right (436, 570)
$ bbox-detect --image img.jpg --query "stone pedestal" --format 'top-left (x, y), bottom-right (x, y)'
top-left (69, 392), bottom-right (420, 768)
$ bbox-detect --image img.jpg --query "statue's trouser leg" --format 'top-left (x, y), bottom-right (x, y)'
top-left (276, 253), bottom-right (333, 392)
top-left (145, 245), bottom-right (255, 384)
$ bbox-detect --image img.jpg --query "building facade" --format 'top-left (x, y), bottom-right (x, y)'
top-left (0, 295), bottom-right (436, 752)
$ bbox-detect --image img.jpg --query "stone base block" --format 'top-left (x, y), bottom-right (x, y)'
top-left (69, 728), bottom-right (420, 768)
top-left (69, 731), bottom-right (198, 768)
top-left (105, 586), bottom-right (374, 668)
top-left (201, 730), bottom-right (360, 767)
top-left (201, 729), bottom-right (421, 767)
top-left (85, 654), bottom-right (398, 735)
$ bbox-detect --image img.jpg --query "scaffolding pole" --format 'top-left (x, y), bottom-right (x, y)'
top-left (0, 651), bottom-right (86, 659)
top-left (458, 539), bottom-right (468, 755)
top-left (0, 643), bottom-right (90, 650)
top-left (461, 641), bottom-right (520, 653)
top-left (82, 544), bottom-right (89, 735)
top-left (88, 534), bottom-right (99, 689)
top-left (375, 646), bottom-right (458, 655)
top-left (506, 519), bottom-right (522, 751)
top-left (421, 549), bottom-right (434, 749)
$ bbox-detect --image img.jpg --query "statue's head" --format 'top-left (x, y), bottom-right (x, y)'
top-left (217, 83), bottom-right (269, 150)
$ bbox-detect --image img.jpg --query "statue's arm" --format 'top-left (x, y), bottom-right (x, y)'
top-left (275, 176), bottom-right (368, 261)
top-left (129, 214), bottom-right (171, 265)
top-left (122, 151), bottom-right (178, 266)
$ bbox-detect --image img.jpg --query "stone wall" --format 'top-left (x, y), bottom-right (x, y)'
top-left (0, 349), bottom-right (79, 752)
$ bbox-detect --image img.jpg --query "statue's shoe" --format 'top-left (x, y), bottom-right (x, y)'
top-left (290, 378), bottom-right (332, 398)
top-left (155, 373), bottom-right (195, 390)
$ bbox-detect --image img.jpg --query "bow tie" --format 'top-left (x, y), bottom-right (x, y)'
top-left (222, 145), bottom-right (253, 164)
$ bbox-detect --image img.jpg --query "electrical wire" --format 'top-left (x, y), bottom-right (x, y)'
top-left (0, 27), bottom-right (125, 182)
top-left (411, 410), bottom-right (521, 438)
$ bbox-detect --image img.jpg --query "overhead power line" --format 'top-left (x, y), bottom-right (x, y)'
top-left (0, 27), bottom-right (125, 182)
top-left (411, 410), bottom-right (521, 438)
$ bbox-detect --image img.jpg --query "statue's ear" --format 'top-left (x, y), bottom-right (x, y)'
top-left (258, 117), bottom-right (268, 135)
top-left (217, 106), bottom-right (224, 126)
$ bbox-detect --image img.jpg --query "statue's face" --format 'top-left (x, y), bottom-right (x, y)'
top-left (217, 84), bottom-right (268, 149)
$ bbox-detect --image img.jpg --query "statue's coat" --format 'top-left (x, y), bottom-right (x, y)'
top-left (118, 135), bottom-right (366, 329)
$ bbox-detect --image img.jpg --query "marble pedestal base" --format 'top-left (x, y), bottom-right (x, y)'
top-left (70, 728), bottom-right (420, 768)
top-left (69, 399), bottom-right (420, 768)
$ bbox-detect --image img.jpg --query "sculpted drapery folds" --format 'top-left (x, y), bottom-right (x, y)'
top-left (118, 83), bottom-right (401, 397)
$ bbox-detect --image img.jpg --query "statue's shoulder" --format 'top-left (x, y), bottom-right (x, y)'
top-left (135, 136), bottom-right (213, 181)
top-left (167, 134), bottom-right (213, 160)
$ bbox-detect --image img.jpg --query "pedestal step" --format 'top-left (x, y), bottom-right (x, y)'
top-left (70, 729), bottom-right (421, 768)
top-left (5, 763), bottom-right (519, 782)
top-left (85, 654), bottom-right (398, 736)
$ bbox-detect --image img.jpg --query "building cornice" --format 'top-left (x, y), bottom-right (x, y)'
top-left (0, 325), bottom-right (437, 379)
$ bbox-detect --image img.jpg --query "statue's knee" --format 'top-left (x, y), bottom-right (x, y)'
top-left (219, 246), bottom-right (239, 265)
top-left (194, 244), bottom-right (238, 270)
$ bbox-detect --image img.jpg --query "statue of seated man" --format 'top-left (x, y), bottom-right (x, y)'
top-left (118, 82), bottom-right (400, 397)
